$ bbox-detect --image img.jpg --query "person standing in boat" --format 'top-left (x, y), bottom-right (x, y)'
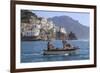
top-left (47, 41), bottom-right (55, 50)
top-left (47, 35), bottom-right (55, 50)
top-left (62, 40), bottom-right (67, 49)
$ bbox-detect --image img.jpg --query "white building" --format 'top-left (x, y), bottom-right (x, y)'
top-left (60, 27), bottom-right (67, 34)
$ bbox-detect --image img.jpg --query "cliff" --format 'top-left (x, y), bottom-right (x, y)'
top-left (21, 10), bottom-right (78, 41)
top-left (48, 16), bottom-right (89, 39)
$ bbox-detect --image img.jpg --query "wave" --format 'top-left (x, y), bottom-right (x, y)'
top-left (22, 52), bottom-right (43, 56)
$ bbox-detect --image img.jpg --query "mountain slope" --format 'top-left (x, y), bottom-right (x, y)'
top-left (48, 16), bottom-right (89, 39)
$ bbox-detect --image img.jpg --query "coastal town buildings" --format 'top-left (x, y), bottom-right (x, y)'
top-left (21, 10), bottom-right (77, 41)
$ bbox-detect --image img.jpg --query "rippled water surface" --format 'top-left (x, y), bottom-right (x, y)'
top-left (21, 40), bottom-right (89, 63)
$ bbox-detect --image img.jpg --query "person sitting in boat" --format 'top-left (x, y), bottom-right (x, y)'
top-left (47, 42), bottom-right (55, 50)
top-left (64, 44), bottom-right (72, 50)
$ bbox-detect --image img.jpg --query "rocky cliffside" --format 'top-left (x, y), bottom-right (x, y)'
top-left (21, 10), bottom-right (78, 41)
top-left (49, 16), bottom-right (89, 39)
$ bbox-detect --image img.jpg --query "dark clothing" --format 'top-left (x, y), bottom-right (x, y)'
top-left (47, 41), bottom-right (55, 50)
top-left (62, 40), bottom-right (67, 48)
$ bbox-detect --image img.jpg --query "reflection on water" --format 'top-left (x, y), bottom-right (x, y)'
top-left (21, 40), bottom-right (89, 63)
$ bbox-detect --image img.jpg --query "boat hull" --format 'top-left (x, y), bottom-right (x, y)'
top-left (43, 48), bottom-right (79, 55)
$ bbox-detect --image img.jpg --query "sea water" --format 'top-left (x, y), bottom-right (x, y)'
top-left (21, 40), bottom-right (89, 63)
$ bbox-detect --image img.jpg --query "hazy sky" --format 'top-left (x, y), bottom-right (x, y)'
top-left (32, 10), bottom-right (90, 27)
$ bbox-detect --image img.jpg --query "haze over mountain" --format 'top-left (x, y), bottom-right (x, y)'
top-left (48, 16), bottom-right (89, 39)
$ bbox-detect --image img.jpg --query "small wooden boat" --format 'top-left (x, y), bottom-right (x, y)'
top-left (43, 47), bottom-right (80, 55)
top-left (43, 27), bottom-right (80, 55)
